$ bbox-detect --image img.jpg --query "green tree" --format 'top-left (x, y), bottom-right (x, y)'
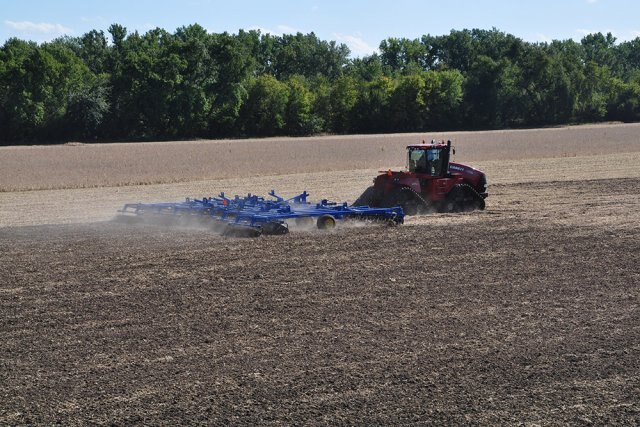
top-left (265, 32), bottom-right (349, 79)
top-left (379, 37), bottom-right (429, 74)
top-left (345, 54), bottom-right (384, 81)
top-left (463, 55), bottom-right (504, 128)
top-left (329, 75), bottom-right (358, 133)
top-left (168, 24), bottom-right (216, 137)
top-left (242, 75), bottom-right (289, 136)
top-left (615, 38), bottom-right (640, 79)
top-left (389, 73), bottom-right (426, 131)
top-left (351, 75), bottom-right (395, 133)
top-left (4, 24), bottom-right (640, 143)
top-left (309, 75), bottom-right (331, 133)
top-left (429, 30), bottom-right (475, 72)
top-left (424, 70), bottom-right (465, 129)
top-left (208, 32), bottom-right (253, 136)
top-left (65, 75), bottom-right (110, 139)
top-left (0, 38), bottom-right (95, 142)
top-left (76, 30), bottom-right (110, 75)
top-left (575, 62), bottom-right (615, 121)
top-left (610, 79), bottom-right (640, 121)
top-left (581, 32), bottom-right (618, 71)
top-left (0, 38), bottom-right (40, 141)
top-left (108, 27), bottom-right (186, 139)
top-left (284, 75), bottom-right (317, 135)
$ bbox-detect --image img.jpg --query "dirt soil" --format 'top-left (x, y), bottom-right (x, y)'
top-left (1, 127), bottom-right (640, 425)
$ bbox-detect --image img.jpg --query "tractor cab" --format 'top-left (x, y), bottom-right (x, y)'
top-left (406, 140), bottom-right (453, 177)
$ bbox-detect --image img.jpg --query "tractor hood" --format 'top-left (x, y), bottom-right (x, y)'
top-left (448, 162), bottom-right (483, 177)
top-left (449, 162), bottom-right (487, 192)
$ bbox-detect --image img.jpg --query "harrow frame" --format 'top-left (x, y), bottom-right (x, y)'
top-left (119, 190), bottom-right (404, 237)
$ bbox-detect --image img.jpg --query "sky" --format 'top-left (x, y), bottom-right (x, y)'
top-left (2, 0), bottom-right (639, 56)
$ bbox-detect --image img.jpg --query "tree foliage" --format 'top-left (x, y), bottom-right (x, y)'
top-left (1, 25), bottom-right (640, 144)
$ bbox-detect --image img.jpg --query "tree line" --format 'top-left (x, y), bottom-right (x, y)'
top-left (1, 24), bottom-right (639, 144)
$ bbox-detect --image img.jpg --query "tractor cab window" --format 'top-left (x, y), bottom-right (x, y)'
top-left (426, 148), bottom-right (443, 176)
top-left (408, 149), bottom-right (428, 173)
top-left (408, 148), bottom-right (444, 176)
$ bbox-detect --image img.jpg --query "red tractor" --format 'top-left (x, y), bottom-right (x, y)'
top-left (353, 140), bottom-right (487, 215)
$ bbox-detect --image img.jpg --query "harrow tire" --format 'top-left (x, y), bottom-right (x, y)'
top-left (317, 215), bottom-right (336, 230)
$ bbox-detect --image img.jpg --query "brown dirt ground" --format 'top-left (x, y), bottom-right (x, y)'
top-left (1, 127), bottom-right (640, 424)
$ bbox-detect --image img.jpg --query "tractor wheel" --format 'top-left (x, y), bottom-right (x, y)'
top-left (442, 185), bottom-right (464, 212)
top-left (462, 185), bottom-right (485, 211)
top-left (472, 189), bottom-right (486, 211)
top-left (352, 186), bottom-right (381, 207)
top-left (443, 184), bottom-right (485, 212)
top-left (317, 215), bottom-right (336, 230)
top-left (382, 187), bottom-right (422, 216)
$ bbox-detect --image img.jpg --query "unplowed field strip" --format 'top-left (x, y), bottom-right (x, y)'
top-left (2, 122), bottom-right (640, 192)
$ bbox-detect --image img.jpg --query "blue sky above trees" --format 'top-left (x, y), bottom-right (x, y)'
top-left (2, 0), bottom-right (639, 56)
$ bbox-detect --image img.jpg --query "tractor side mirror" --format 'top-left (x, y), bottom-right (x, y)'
top-left (452, 147), bottom-right (456, 155)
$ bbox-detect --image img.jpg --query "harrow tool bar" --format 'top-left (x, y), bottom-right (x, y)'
top-left (119, 190), bottom-right (404, 237)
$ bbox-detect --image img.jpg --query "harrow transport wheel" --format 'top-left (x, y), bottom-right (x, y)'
top-left (317, 215), bottom-right (336, 230)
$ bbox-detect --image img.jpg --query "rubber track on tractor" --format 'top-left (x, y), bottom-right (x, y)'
top-left (444, 183), bottom-right (486, 212)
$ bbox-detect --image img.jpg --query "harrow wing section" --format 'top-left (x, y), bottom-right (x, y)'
top-left (119, 190), bottom-right (404, 237)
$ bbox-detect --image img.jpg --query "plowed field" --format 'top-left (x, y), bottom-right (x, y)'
top-left (1, 124), bottom-right (639, 425)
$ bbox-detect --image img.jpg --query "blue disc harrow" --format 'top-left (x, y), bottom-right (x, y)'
top-left (119, 190), bottom-right (404, 237)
